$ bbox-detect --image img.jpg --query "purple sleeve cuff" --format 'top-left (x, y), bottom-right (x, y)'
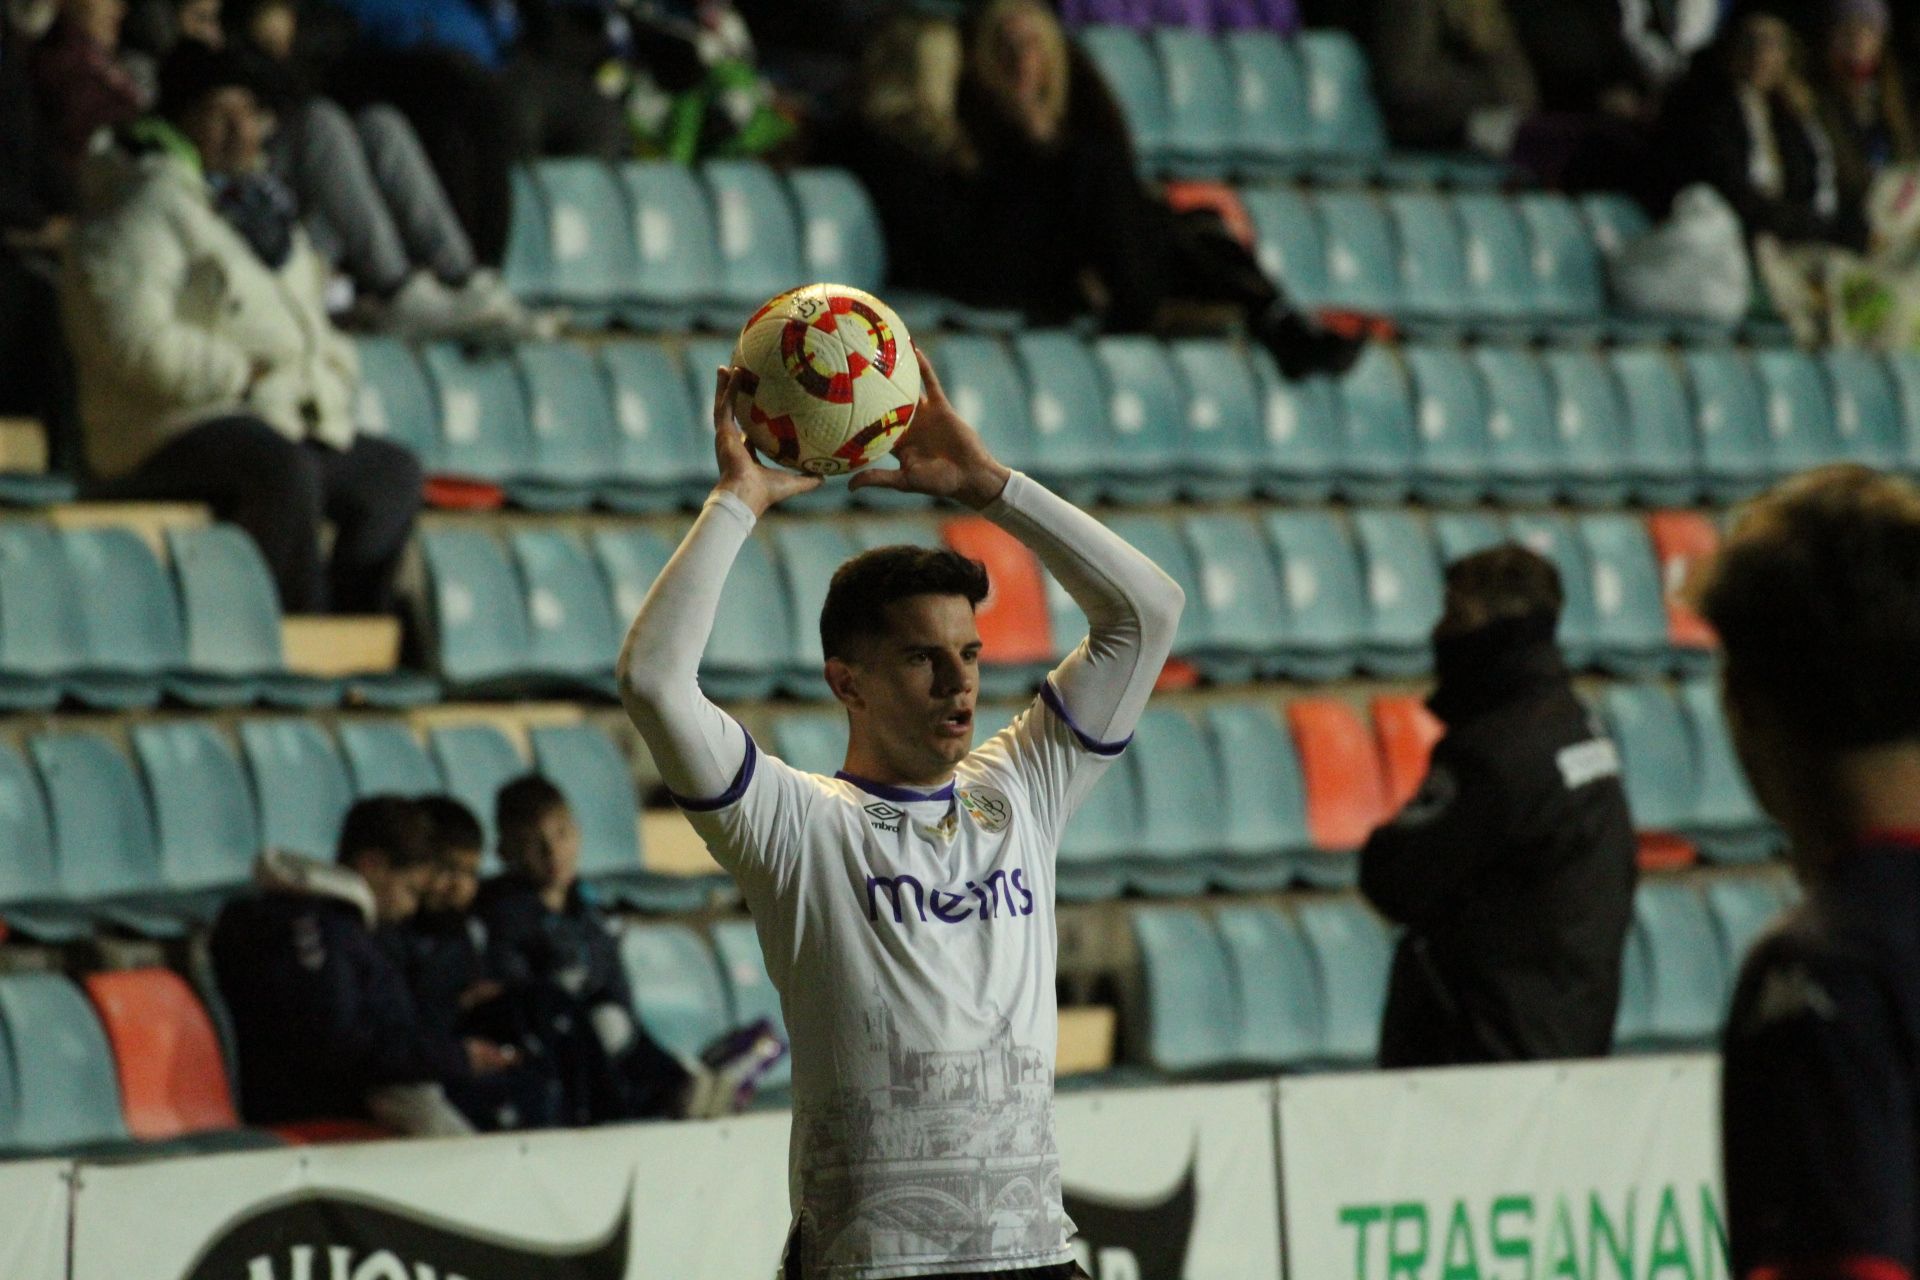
top-left (667, 729), bottom-right (759, 812)
top-left (1039, 680), bottom-right (1131, 757)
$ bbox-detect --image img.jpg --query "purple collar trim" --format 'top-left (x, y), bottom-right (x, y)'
top-left (833, 771), bottom-right (957, 804)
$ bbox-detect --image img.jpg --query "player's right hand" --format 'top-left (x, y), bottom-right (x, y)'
top-left (710, 366), bottom-right (822, 516)
top-left (465, 1038), bottom-right (518, 1075)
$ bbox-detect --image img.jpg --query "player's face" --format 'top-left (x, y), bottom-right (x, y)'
top-left (838, 594), bottom-right (981, 785)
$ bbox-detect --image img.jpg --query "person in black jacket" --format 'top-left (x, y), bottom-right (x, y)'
top-left (1704, 465), bottom-right (1920, 1274)
top-left (1360, 545), bottom-right (1637, 1069)
top-left (210, 795), bottom-right (554, 1134)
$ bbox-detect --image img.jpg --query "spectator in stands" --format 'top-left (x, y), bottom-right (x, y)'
top-left (210, 795), bottom-right (556, 1135)
top-left (1812, 0), bottom-right (1916, 237)
top-left (477, 775), bottom-right (785, 1121)
top-left (31, 0), bottom-right (146, 194)
top-left (1705, 466), bottom-right (1920, 1273)
top-left (1359, 546), bottom-right (1637, 1068)
top-left (60, 40), bottom-right (423, 615)
top-left (1344, 0), bottom-right (1539, 153)
top-left (834, 3), bottom-right (1362, 379)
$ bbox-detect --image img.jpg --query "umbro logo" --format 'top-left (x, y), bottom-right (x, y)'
top-left (864, 802), bottom-right (904, 832)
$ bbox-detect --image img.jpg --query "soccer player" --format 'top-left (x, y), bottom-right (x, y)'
top-left (1704, 465), bottom-right (1920, 1275)
top-left (617, 353), bottom-right (1183, 1280)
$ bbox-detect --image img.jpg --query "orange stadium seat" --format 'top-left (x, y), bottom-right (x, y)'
top-left (1371, 695), bottom-right (1444, 813)
top-left (941, 516), bottom-right (1054, 694)
top-left (83, 969), bottom-right (239, 1139)
top-left (1646, 511), bottom-right (1720, 660)
top-left (1287, 698), bottom-right (1389, 887)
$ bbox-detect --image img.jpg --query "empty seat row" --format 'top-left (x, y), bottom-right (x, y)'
top-left (618, 918), bottom-right (790, 1092)
top-left (1615, 872), bottom-right (1799, 1051)
top-left (0, 522), bottom-right (426, 712)
top-left (1602, 682), bottom-right (1784, 868)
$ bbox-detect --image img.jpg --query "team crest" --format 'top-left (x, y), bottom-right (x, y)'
top-left (958, 787), bottom-right (1013, 833)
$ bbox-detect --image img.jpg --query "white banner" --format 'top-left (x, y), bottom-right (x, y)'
top-left (1277, 1055), bottom-right (1727, 1280)
top-left (0, 1159), bottom-right (71, 1280)
top-left (1056, 1081), bottom-right (1283, 1280)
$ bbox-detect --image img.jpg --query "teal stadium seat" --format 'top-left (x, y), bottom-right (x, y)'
top-left (1351, 508), bottom-right (1444, 677)
top-left (785, 168), bottom-right (886, 295)
top-left (1542, 349), bottom-right (1632, 507)
top-left (702, 533), bottom-right (790, 701)
top-left (130, 722), bottom-right (259, 914)
top-left (1169, 339), bottom-right (1263, 502)
top-left (1431, 510), bottom-right (1510, 563)
top-left (1092, 336), bottom-right (1186, 504)
top-left (1683, 349), bottom-right (1773, 502)
top-left (597, 342), bottom-right (714, 512)
top-left (1012, 330), bottom-right (1113, 505)
top-left (1056, 736), bottom-right (1136, 904)
top-left (1128, 908), bottom-right (1238, 1072)
top-left (1292, 896), bottom-right (1394, 1067)
top-left (418, 528), bottom-right (535, 695)
top-left (769, 711), bottom-right (846, 778)
top-left (1453, 193), bottom-right (1537, 326)
top-left (1752, 347), bottom-right (1845, 480)
top-left (1223, 30), bottom-right (1310, 174)
top-left (1335, 345), bottom-right (1418, 502)
top-left (1471, 346), bottom-right (1564, 505)
top-left (710, 919), bottom-right (792, 1090)
top-left (1261, 510), bottom-right (1365, 680)
top-left (1297, 30), bottom-right (1388, 168)
top-left (59, 527), bottom-right (183, 711)
top-left (1214, 904), bottom-right (1322, 1068)
top-left (1249, 352), bottom-right (1341, 502)
top-left (419, 343), bottom-right (535, 488)
top-left (929, 335), bottom-right (1044, 474)
top-left (511, 342), bottom-right (620, 511)
top-left (32, 730), bottom-right (185, 938)
top-left (335, 721), bottom-right (444, 799)
top-left (770, 523), bottom-right (860, 699)
top-left (1151, 28), bottom-right (1236, 175)
top-left (592, 526), bottom-right (677, 643)
top-left (1886, 351), bottom-right (1920, 473)
top-left (1515, 193), bottom-right (1607, 326)
top-left (1386, 192), bottom-right (1470, 327)
top-left (0, 973), bottom-right (132, 1154)
top-left (1180, 511), bottom-right (1287, 683)
top-left (429, 724), bottom-right (527, 861)
top-left (352, 337), bottom-right (444, 472)
top-left (1243, 186), bottom-right (1331, 311)
top-left (1610, 348), bottom-right (1701, 507)
top-left (1205, 701), bottom-right (1312, 891)
top-left (701, 161), bottom-right (805, 321)
top-left (1628, 879), bottom-right (1727, 1048)
top-left (508, 529), bottom-right (621, 698)
top-left (501, 166), bottom-right (555, 305)
top-left (1506, 512), bottom-right (1600, 669)
top-left (0, 523), bottom-right (74, 711)
top-left (1578, 515), bottom-right (1672, 676)
top-left (238, 719), bottom-right (354, 863)
top-left (1313, 191), bottom-right (1401, 314)
top-left (1822, 349), bottom-right (1906, 471)
top-left (530, 158), bottom-right (640, 325)
top-left (1601, 684), bottom-right (1698, 843)
top-left (1104, 513), bottom-right (1209, 664)
top-left (166, 525), bottom-right (340, 708)
top-left (1704, 874), bottom-right (1793, 982)
top-left (619, 162), bottom-right (722, 329)
top-left (1123, 707), bottom-right (1223, 897)
top-left (1580, 191), bottom-right (1653, 260)
top-left (0, 742), bottom-right (91, 943)
top-left (618, 924), bottom-right (731, 1061)
top-left (1677, 680), bottom-right (1782, 863)
top-left (1078, 26), bottom-right (1171, 171)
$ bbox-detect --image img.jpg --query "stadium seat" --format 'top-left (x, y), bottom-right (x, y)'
top-left (129, 722), bottom-right (259, 914)
top-left (31, 730), bottom-right (186, 938)
top-left (1288, 697), bottom-right (1388, 886)
top-left (1600, 685), bottom-right (1700, 871)
top-left (1104, 513), bottom-right (1210, 664)
top-left (335, 721), bottom-right (444, 798)
top-left (1402, 345), bottom-right (1492, 505)
top-left (1453, 193), bottom-right (1537, 325)
top-left (929, 334), bottom-right (1040, 481)
top-left (1822, 349), bottom-right (1906, 471)
top-left (1627, 879), bottom-right (1727, 1048)
top-left (83, 969), bottom-right (255, 1144)
top-left (1703, 874), bottom-right (1793, 980)
top-left (1242, 186), bottom-right (1331, 311)
top-left (1372, 695), bottom-right (1443, 813)
top-left (1170, 339), bottom-right (1263, 501)
top-left (511, 342), bottom-right (619, 511)
top-left (596, 343), bottom-right (712, 512)
top-left (1683, 349), bottom-right (1773, 502)
top-left (1542, 349), bottom-right (1633, 507)
top-left (530, 158), bottom-right (641, 323)
top-left (0, 523), bottom-right (77, 711)
top-left (1012, 330), bottom-right (1113, 504)
top-left (166, 525), bottom-right (339, 708)
top-left (1578, 514), bottom-right (1673, 677)
top-left (702, 160), bottom-right (805, 318)
top-left (1515, 192), bottom-right (1607, 326)
top-left (1205, 701), bottom-right (1312, 891)
top-left (1610, 348), bottom-right (1702, 507)
top-left (1645, 511), bottom-right (1719, 666)
top-left (1580, 191), bottom-right (1653, 261)
top-left (353, 337), bottom-right (444, 472)
top-left (618, 924), bottom-right (732, 1062)
top-left (1886, 351), bottom-right (1920, 473)
top-left (1223, 30), bottom-right (1311, 173)
top-left (591, 527), bottom-right (678, 642)
top-left (1313, 191), bottom-right (1402, 314)
top-left (417, 528), bottom-right (535, 696)
top-left (1078, 26), bottom-right (1172, 169)
top-left (769, 711), bottom-right (847, 778)
top-left (770, 523), bottom-right (860, 699)
top-left (785, 168), bottom-right (885, 295)
top-left (1248, 353), bottom-right (1341, 502)
top-left (1505, 511), bottom-right (1600, 669)
top-left (1334, 345), bottom-right (1418, 502)
top-left (1124, 707), bottom-right (1223, 897)
top-left (1151, 28), bottom-right (1236, 173)
top-left (1430, 509), bottom-right (1509, 564)
top-left (941, 516), bottom-right (1053, 696)
top-left (59, 526), bottom-right (182, 710)
top-left (1092, 335), bottom-right (1188, 504)
top-left (508, 529), bottom-right (621, 698)
top-left (0, 741), bottom-right (90, 943)
top-left (429, 724), bottom-right (526, 860)
top-left (419, 343), bottom-right (536, 488)
top-left (1291, 896), bottom-right (1394, 1067)
top-left (1214, 904), bottom-right (1322, 1067)
top-left (502, 166), bottom-right (555, 304)
top-left (1678, 680), bottom-right (1781, 864)
top-left (1260, 509), bottom-right (1365, 680)
top-left (0, 972), bottom-right (133, 1154)
top-left (238, 719), bottom-right (355, 863)
top-left (710, 919), bottom-right (791, 1090)
top-left (1351, 508), bottom-right (1444, 676)
top-left (619, 162), bottom-right (722, 328)
top-left (1180, 511), bottom-right (1286, 682)
top-left (1128, 908), bottom-right (1238, 1072)
top-left (705, 533), bottom-right (791, 701)
top-left (1296, 30), bottom-right (1388, 166)
top-left (1752, 347), bottom-right (1846, 480)
top-left (1385, 193), bottom-right (1470, 326)
top-left (1471, 346), bottom-right (1566, 505)
top-left (1057, 734), bottom-right (1137, 903)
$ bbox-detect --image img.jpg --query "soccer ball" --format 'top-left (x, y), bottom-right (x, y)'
top-left (729, 284), bottom-right (922, 477)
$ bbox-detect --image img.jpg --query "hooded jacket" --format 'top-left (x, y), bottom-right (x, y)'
top-left (1359, 617), bottom-right (1638, 1067)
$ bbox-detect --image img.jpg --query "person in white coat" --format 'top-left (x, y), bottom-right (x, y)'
top-left (60, 39), bottom-right (421, 613)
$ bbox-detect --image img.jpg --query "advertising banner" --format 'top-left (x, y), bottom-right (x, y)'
top-left (1056, 1081), bottom-right (1283, 1280)
top-left (0, 1159), bottom-right (72, 1280)
top-left (1277, 1055), bottom-right (1727, 1280)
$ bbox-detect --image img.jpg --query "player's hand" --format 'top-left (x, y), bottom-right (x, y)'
top-left (848, 349), bottom-right (1012, 509)
top-left (464, 1038), bottom-right (518, 1075)
top-left (710, 366), bottom-right (822, 516)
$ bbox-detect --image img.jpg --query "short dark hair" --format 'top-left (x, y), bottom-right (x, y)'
top-left (1443, 544), bottom-right (1564, 629)
top-left (156, 38), bottom-right (272, 121)
top-left (819, 546), bottom-right (991, 661)
top-left (336, 795), bottom-right (435, 869)
top-left (495, 774), bottom-right (568, 870)
top-left (418, 795), bottom-right (484, 860)
top-left (1702, 464), bottom-right (1920, 750)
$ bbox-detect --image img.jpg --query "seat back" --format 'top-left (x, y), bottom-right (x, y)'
top-left (709, 919), bottom-right (791, 1088)
top-left (1515, 192), bottom-right (1606, 319)
top-left (531, 158), bottom-right (640, 308)
top-left (1130, 706), bottom-right (1226, 862)
top-left (1633, 879), bottom-right (1727, 1046)
top-left (61, 526), bottom-right (188, 677)
top-left (1242, 186), bottom-right (1330, 309)
top-left (1013, 330), bottom-right (1116, 488)
top-left (1336, 346), bottom-right (1418, 492)
top-left (1351, 508), bottom-right (1445, 660)
top-left (1170, 339), bottom-right (1264, 485)
top-left (418, 529), bottom-right (534, 685)
top-left (428, 724), bottom-right (527, 856)
top-left (130, 722), bottom-right (259, 892)
top-left (0, 741), bottom-right (60, 905)
top-left (592, 527), bottom-right (680, 634)
top-left (1292, 897), bottom-right (1393, 1065)
top-left (1703, 875), bottom-right (1790, 980)
top-left (1472, 346), bottom-right (1564, 497)
top-left (514, 342), bottom-right (621, 488)
top-left (420, 343), bottom-right (535, 483)
top-left (1430, 510), bottom-right (1509, 564)
top-left (1105, 514), bottom-right (1208, 656)
top-left (1885, 351), bottom-right (1920, 470)
top-left (1314, 191), bottom-right (1401, 312)
top-left (354, 337), bottom-right (444, 468)
top-left (1752, 347), bottom-right (1843, 477)
top-left (1580, 192), bottom-right (1653, 258)
top-left (1678, 680), bottom-right (1769, 834)
top-left (1543, 349), bottom-right (1633, 493)
top-left (238, 719), bottom-right (355, 859)
top-left (1579, 514), bottom-right (1671, 664)
top-left (1372, 695), bottom-right (1443, 813)
top-left (1215, 904), bottom-right (1322, 1067)
top-left (942, 517), bottom-right (1054, 667)
top-left (335, 721), bottom-right (444, 799)
top-left (1093, 336), bottom-right (1189, 479)
top-left (1297, 29), bottom-right (1387, 157)
top-left (597, 343), bottom-right (714, 496)
top-left (1404, 346), bottom-right (1493, 495)
top-left (32, 730), bottom-right (166, 900)
top-left (1181, 511), bottom-right (1286, 656)
top-left (1453, 193), bottom-right (1536, 319)
top-left (930, 335), bottom-right (1038, 474)
top-left (0, 972), bottom-right (129, 1149)
top-left (1151, 27), bottom-right (1237, 161)
top-left (1610, 348), bottom-right (1699, 498)
top-left (703, 534), bottom-right (792, 695)
top-left (502, 166), bottom-right (555, 301)
top-left (771, 523), bottom-right (862, 682)
top-left (1683, 349), bottom-right (1772, 496)
top-left (529, 724), bottom-right (643, 880)
top-left (0, 525), bottom-right (79, 681)
top-left (785, 168), bottom-right (886, 293)
top-left (166, 525), bottom-right (286, 678)
top-left (84, 968), bottom-right (238, 1138)
top-left (1646, 511), bottom-right (1719, 653)
top-left (1262, 510), bottom-right (1366, 656)
top-left (1287, 697), bottom-right (1388, 851)
top-left (1822, 349), bottom-right (1905, 470)
top-left (702, 161), bottom-right (805, 307)
top-left (618, 924), bottom-right (731, 1060)
top-left (1223, 30), bottom-right (1310, 164)
top-left (1249, 352), bottom-right (1343, 490)
top-left (1386, 193), bottom-right (1469, 318)
top-left (1078, 26), bottom-right (1171, 162)
top-left (769, 712), bottom-right (848, 778)
top-left (1206, 701), bottom-right (1312, 858)
top-left (620, 162), bottom-right (722, 307)
top-left (1602, 684), bottom-right (1697, 834)
top-left (1129, 908), bottom-right (1238, 1071)
top-left (509, 529), bottom-right (621, 681)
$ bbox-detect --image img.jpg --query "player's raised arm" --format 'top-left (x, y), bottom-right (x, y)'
top-left (616, 369), bottom-right (821, 803)
top-left (853, 350), bottom-right (1185, 748)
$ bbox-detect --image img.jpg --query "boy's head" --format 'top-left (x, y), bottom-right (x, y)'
top-left (418, 794), bottom-right (485, 915)
top-left (495, 775), bottom-right (580, 892)
top-left (819, 546), bottom-right (990, 783)
top-left (336, 795), bottom-right (436, 924)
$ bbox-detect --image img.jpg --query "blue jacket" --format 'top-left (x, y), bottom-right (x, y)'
top-left (321, 0), bottom-right (519, 68)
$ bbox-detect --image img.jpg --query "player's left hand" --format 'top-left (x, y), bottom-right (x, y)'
top-left (848, 348), bottom-right (1013, 509)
